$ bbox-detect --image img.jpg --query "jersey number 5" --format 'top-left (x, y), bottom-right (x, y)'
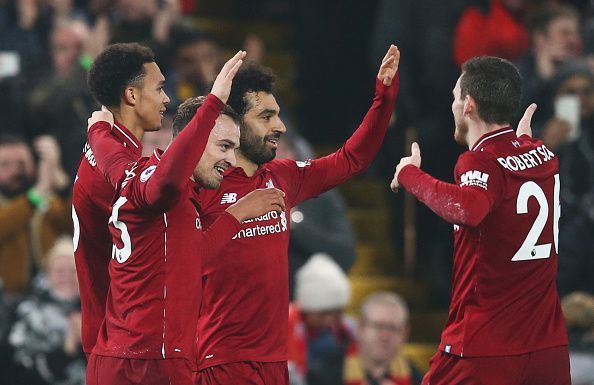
top-left (512, 174), bottom-right (560, 262)
top-left (110, 196), bottom-right (132, 263)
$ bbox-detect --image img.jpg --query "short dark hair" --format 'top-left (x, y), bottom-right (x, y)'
top-left (172, 96), bottom-right (239, 137)
top-left (227, 61), bottom-right (276, 116)
top-left (460, 56), bottom-right (522, 125)
top-left (0, 134), bottom-right (28, 148)
top-left (88, 43), bottom-right (155, 107)
top-left (528, 4), bottom-right (579, 35)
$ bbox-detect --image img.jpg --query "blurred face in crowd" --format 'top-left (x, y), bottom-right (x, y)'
top-left (302, 309), bottom-right (343, 333)
top-left (193, 115), bottom-right (239, 189)
top-left (452, 76), bottom-right (469, 146)
top-left (51, 21), bottom-right (88, 77)
top-left (176, 40), bottom-right (222, 89)
top-left (0, 142), bottom-right (35, 197)
top-left (116, 0), bottom-right (157, 20)
top-left (556, 74), bottom-right (594, 119)
top-left (240, 92), bottom-right (286, 165)
top-left (47, 247), bottom-right (79, 301)
top-left (536, 16), bottom-right (581, 62)
top-left (132, 62), bottom-right (170, 131)
top-left (359, 303), bottom-right (409, 366)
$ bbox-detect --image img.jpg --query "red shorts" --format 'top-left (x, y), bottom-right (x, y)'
top-left (422, 345), bottom-right (570, 385)
top-left (87, 354), bottom-right (194, 385)
top-left (194, 361), bottom-right (289, 385)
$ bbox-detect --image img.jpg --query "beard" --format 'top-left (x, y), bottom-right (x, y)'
top-left (0, 174), bottom-right (34, 198)
top-left (453, 118), bottom-right (468, 146)
top-left (239, 126), bottom-right (278, 165)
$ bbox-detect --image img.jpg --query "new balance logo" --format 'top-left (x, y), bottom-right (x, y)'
top-left (220, 193), bottom-right (238, 204)
top-left (266, 179), bottom-right (275, 189)
top-left (460, 170), bottom-right (489, 190)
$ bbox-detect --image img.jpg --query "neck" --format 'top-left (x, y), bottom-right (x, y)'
top-left (113, 108), bottom-right (145, 141)
top-left (236, 150), bottom-right (259, 176)
top-left (466, 121), bottom-right (510, 150)
top-left (362, 356), bottom-right (390, 381)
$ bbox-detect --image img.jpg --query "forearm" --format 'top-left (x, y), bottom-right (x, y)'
top-left (398, 165), bottom-right (491, 227)
top-left (319, 76), bottom-right (399, 186)
top-left (144, 94), bottom-right (224, 208)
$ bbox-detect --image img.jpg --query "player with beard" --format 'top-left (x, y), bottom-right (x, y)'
top-left (391, 56), bottom-right (569, 385)
top-left (193, 44), bottom-right (400, 385)
top-left (72, 43), bottom-right (170, 362)
top-left (86, 51), bottom-right (286, 385)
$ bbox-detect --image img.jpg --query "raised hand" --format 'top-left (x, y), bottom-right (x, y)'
top-left (88, 106), bottom-right (114, 131)
top-left (226, 188), bottom-right (286, 222)
top-left (516, 103), bottom-right (537, 138)
top-left (377, 44), bottom-right (400, 86)
top-left (211, 50), bottom-right (247, 104)
top-left (390, 142), bottom-right (421, 192)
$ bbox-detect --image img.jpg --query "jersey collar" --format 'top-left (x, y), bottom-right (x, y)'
top-left (112, 121), bottom-right (143, 157)
top-left (471, 126), bottom-right (515, 152)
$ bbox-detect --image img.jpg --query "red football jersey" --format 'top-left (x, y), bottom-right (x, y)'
top-left (398, 127), bottom-right (568, 357)
top-left (72, 123), bottom-right (141, 354)
top-left (194, 77), bottom-right (398, 369)
top-left (92, 94), bottom-right (241, 363)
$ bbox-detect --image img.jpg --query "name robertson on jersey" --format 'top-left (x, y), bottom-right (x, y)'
top-left (232, 211), bottom-right (288, 240)
top-left (496, 144), bottom-right (555, 171)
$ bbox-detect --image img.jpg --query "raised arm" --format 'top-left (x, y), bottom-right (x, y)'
top-left (139, 51), bottom-right (246, 210)
top-left (288, 45), bottom-right (400, 205)
top-left (86, 109), bottom-right (137, 188)
top-left (391, 143), bottom-right (503, 227)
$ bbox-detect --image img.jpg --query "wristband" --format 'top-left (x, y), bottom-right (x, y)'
top-left (27, 188), bottom-right (49, 212)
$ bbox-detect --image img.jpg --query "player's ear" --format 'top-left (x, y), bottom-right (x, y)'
top-left (463, 95), bottom-right (475, 116)
top-left (123, 86), bottom-right (137, 106)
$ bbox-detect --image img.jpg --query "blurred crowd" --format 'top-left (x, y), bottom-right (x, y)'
top-left (0, 0), bottom-right (594, 384)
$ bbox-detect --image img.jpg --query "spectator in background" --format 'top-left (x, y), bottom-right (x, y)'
top-left (165, 27), bottom-right (223, 112)
top-left (8, 236), bottom-right (85, 385)
top-left (561, 292), bottom-right (594, 385)
top-left (27, 18), bottom-right (100, 176)
top-left (453, 0), bottom-right (530, 67)
top-left (344, 292), bottom-right (423, 385)
top-left (109, 0), bottom-right (179, 71)
top-left (276, 130), bottom-right (356, 297)
top-left (519, 3), bottom-right (581, 125)
top-left (288, 253), bottom-right (356, 385)
top-left (0, 135), bottom-right (71, 294)
top-left (536, 60), bottom-right (594, 296)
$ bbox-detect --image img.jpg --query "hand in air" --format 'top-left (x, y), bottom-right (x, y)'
top-left (211, 50), bottom-right (247, 103)
top-left (377, 44), bottom-right (400, 86)
top-left (516, 103), bottom-right (537, 138)
top-left (390, 142), bottom-right (421, 193)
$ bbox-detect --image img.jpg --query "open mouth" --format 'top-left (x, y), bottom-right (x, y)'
top-left (266, 138), bottom-right (279, 148)
top-left (214, 165), bottom-right (226, 177)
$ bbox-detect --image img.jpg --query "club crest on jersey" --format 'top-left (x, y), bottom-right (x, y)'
top-left (295, 160), bottom-right (311, 168)
top-left (460, 170), bottom-right (489, 190)
top-left (140, 165), bottom-right (157, 182)
top-left (220, 193), bottom-right (238, 204)
top-left (266, 179), bottom-right (275, 189)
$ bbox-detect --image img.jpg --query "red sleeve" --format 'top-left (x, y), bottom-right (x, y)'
top-left (131, 94), bottom-right (225, 211)
top-left (197, 211), bottom-right (242, 259)
top-left (397, 152), bottom-right (505, 227)
top-left (87, 121), bottom-right (137, 187)
top-left (286, 76), bottom-right (399, 206)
